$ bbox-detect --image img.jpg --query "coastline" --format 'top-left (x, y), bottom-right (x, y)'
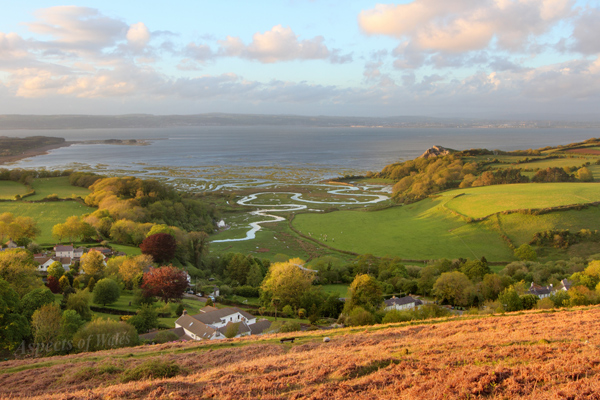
top-left (0, 141), bottom-right (75, 166)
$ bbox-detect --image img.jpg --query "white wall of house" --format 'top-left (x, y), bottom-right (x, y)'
top-left (384, 302), bottom-right (418, 312)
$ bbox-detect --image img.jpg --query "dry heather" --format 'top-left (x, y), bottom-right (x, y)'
top-left (2, 307), bottom-right (600, 399)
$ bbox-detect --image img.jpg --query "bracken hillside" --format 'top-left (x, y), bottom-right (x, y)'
top-left (2, 307), bottom-right (600, 399)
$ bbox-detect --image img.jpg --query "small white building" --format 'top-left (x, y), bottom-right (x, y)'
top-left (173, 307), bottom-right (268, 341)
top-left (384, 295), bottom-right (423, 311)
top-left (527, 283), bottom-right (553, 299)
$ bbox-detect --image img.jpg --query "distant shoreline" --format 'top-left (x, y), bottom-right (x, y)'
top-left (0, 139), bottom-right (150, 166)
top-left (0, 141), bottom-right (74, 166)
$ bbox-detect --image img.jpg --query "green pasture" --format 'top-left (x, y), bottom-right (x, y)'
top-left (28, 177), bottom-right (90, 201)
top-left (0, 181), bottom-right (29, 199)
top-left (292, 197), bottom-right (514, 261)
top-left (443, 183), bottom-right (600, 219)
top-left (210, 221), bottom-right (345, 262)
top-left (490, 156), bottom-right (597, 171)
top-left (321, 284), bottom-right (350, 298)
top-left (109, 244), bottom-right (142, 256)
top-left (0, 201), bottom-right (94, 244)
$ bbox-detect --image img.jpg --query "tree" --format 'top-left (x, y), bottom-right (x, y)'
top-left (47, 276), bottom-right (61, 294)
top-left (140, 233), bottom-right (177, 264)
top-left (93, 278), bottom-right (121, 306)
top-left (498, 286), bottom-right (523, 312)
top-left (59, 275), bottom-right (72, 293)
top-left (141, 265), bottom-right (188, 303)
top-left (460, 259), bottom-right (490, 281)
top-left (514, 244), bottom-right (537, 261)
top-left (417, 264), bottom-right (440, 296)
top-left (60, 310), bottom-right (83, 342)
top-left (345, 274), bottom-right (383, 313)
top-left (21, 287), bottom-right (55, 321)
top-left (577, 167), bottom-right (594, 182)
top-left (81, 250), bottom-right (105, 278)
top-left (226, 253), bottom-right (253, 286)
top-left (31, 303), bottom-right (62, 345)
top-left (224, 322), bottom-right (240, 338)
top-left (0, 249), bottom-right (42, 296)
top-left (47, 261), bottom-right (65, 280)
top-left (0, 278), bottom-right (29, 352)
top-left (127, 305), bottom-right (159, 334)
top-left (432, 271), bottom-right (473, 307)
top-left (0, 213), bottom-right (40, 243)
top-left (87, 276), bottom-right (96, 291)
top-left (188, 231), bottom-right (209, 268)
top-left (66, 289), bottom-right (93, 321)
top-left (260, 258), bottom-right (315, 309)
top-left (119, 254), bottom-right (153, 289)
top-left (52, 216), bottom-right (96, 243)
top-left (246, 263), bottom-right (264, 287)
top-left (205, 297), bottom-right (214, 307)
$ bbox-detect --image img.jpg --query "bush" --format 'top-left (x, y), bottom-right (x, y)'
top-left (127, 305), bottom-right (159, 334)
top-left (346, 306), bottom-right (376, 326)
top-left (382, 310), bottom-right (413, 323)
top-left (72, 318), bottom-right (139, 352)
top-left (233, 285), bottom-right (259, 298)
top-left (279, 321), bottom-right (301, 333)
top-left (153, 330), bottom-right (180, 344)
top-left (121, 359), bottom-right (180, 383)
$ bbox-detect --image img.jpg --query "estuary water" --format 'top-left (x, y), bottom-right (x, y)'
top-left (5, 126), bottom-right (598, 183)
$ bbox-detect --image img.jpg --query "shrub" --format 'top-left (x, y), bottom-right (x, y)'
top-left (93, 278), bottom-right (121, 306)
top-left (121, 359), bottom-right (180, 383)
top-left (346, 306), bottom-right (376, 326)
top-left (127, 305), bottom-right (159, 334)
top-left (382, 310), bottom-right (413, 323)
top-left (154, 330), bottom-right (180, 344)
top-left (72, 318), bottom-right (139, 352)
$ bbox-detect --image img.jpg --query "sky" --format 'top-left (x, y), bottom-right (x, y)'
top-left (1, 0), bottom-right (599, 118)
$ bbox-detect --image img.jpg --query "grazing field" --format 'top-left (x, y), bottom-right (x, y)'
top-left (293, 197), bottom-right (514, 261)
top-left (443, 183), bottom-right (600, 219)
top-left (2, 307), bottom-right (600, 399)
top-left (0, 201), bottom-right (94, 244)
top-left (27, 177), bottom-right (90, 201)
top-left (0, 181), bottom-right (28, 199)
top-left (321, 284), bottom-right (350, 298)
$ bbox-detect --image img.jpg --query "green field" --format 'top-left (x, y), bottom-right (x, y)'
top-left (0, 201), bottom-right (95, 244)
top-left (28, 177), bottom-right (90, 201)
top-left (0, 181), bottom-right (29, 199)
top-left (443, 183), bottom-right (600, 219)
top-left (292, 197), bottom-right (514, 261)
top-left (321, 284), bottom-right (350, 298)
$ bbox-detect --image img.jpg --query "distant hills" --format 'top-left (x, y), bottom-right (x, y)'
top-left (0, 113), bottom-right (598, 130)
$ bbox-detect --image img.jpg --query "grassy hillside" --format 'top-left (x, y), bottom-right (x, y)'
top-left (2, 307), bottom-right (600, 399)
top-left (0, 201), bottom-right (94, 244)
top-left (28, 177), bottom-right (90, 201)
top-left (443, 182), bottom-right (600, 219)
top-left (293, 197), bottom-right (514, 261)
top-left (0, 181), bottom-right (29, 199)
top-left (293, 182), bottom-right (600, 261)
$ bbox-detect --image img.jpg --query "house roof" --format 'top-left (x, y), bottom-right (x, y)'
top-left (34, 256), bottom-right (52, 266)
top-left (527, 283), bottom-right (553, 296)
top-left (217, 321), bottom-right (251, 336)
top-left (198, 306), bottom-right (218, 313)
top-left (384, 296), bottom-right (423, 307)
top-left (54, 245), bottom-right (73, 252)
top-left (175, 314), bottom-right (217, 339)
top-left (191, 307), bottom-right (255, 325)
top-left (559, 279), bottom-right (573, 291)
top-left (249, 319), bottom-right (272, 335)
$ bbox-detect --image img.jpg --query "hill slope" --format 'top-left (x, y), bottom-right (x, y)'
top-left (2, 307), bottom-right (600, 399)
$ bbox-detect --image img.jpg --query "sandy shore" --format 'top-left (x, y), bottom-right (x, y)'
top-left (0, 141), bottom-right (76, 166)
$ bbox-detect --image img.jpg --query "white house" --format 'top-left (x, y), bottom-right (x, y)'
top-left (36, 257), bottom-right (72, 273)
top-left (527, 283), bottom-right (553, 299)
top-left (384, 295), bottom-right (423, 311)
top-left (54, 245), bottom-right (74, 258)
top-left (173, 306), bottom-right (269, 341)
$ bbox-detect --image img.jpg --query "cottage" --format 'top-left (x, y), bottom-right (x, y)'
top-left (54, 245), bottom-right (74, 258)
top-left (384, 295), bottom-right (423, 311)
top-left (173, 307), bottom-right (269, 341)
top-left (527, 283), bottom-right (553, 299)
top-left (556, 279), bottom-right (572, 292)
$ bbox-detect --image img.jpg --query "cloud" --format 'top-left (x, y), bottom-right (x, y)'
top-left (218, 25), bottom-right (330, 63)
top-left (568, 6), bottom-right (600, 55)
top-left (359, 0), bottom-right (576, 68)
top-left (126, 22), bottom-right (151, 49)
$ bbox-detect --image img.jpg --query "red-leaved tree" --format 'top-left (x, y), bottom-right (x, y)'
top-left (141, 266), bottom-right (188, 303)
top-left (46, 276), bottom-right (61, 294)
top-left (139, 233), bottom-right (176, 264)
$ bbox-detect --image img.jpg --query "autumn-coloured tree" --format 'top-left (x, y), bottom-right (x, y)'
top-left (140, 233), bottom-right (177, 264)
top-left (52, 216), bottom-right (96, 243)
top-left (31, 303), bottom-right (62, 345)
top-left (0, 249), bottom-right (42, 296)
top-left (344, 274), bottom-right (383, 313)
top-left (46, 276), bottom-right (61, 294)
top-left (81, 250), bottom-right (105, 278)
top-left (119, 254), bottom-right (153, 289)
top-left (0, 213), bottom-right (40, 243)
top-left (141, 265), bottom-right (188, 303)
top-left (260, 258), bottom-right (315, 309)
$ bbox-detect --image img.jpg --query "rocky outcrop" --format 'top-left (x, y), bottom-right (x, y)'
top-left (419, 145), bottom-right (451, 159)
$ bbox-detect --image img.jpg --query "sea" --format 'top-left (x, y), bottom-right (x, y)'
top-left (4, 126), bottom-right (598, 185)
